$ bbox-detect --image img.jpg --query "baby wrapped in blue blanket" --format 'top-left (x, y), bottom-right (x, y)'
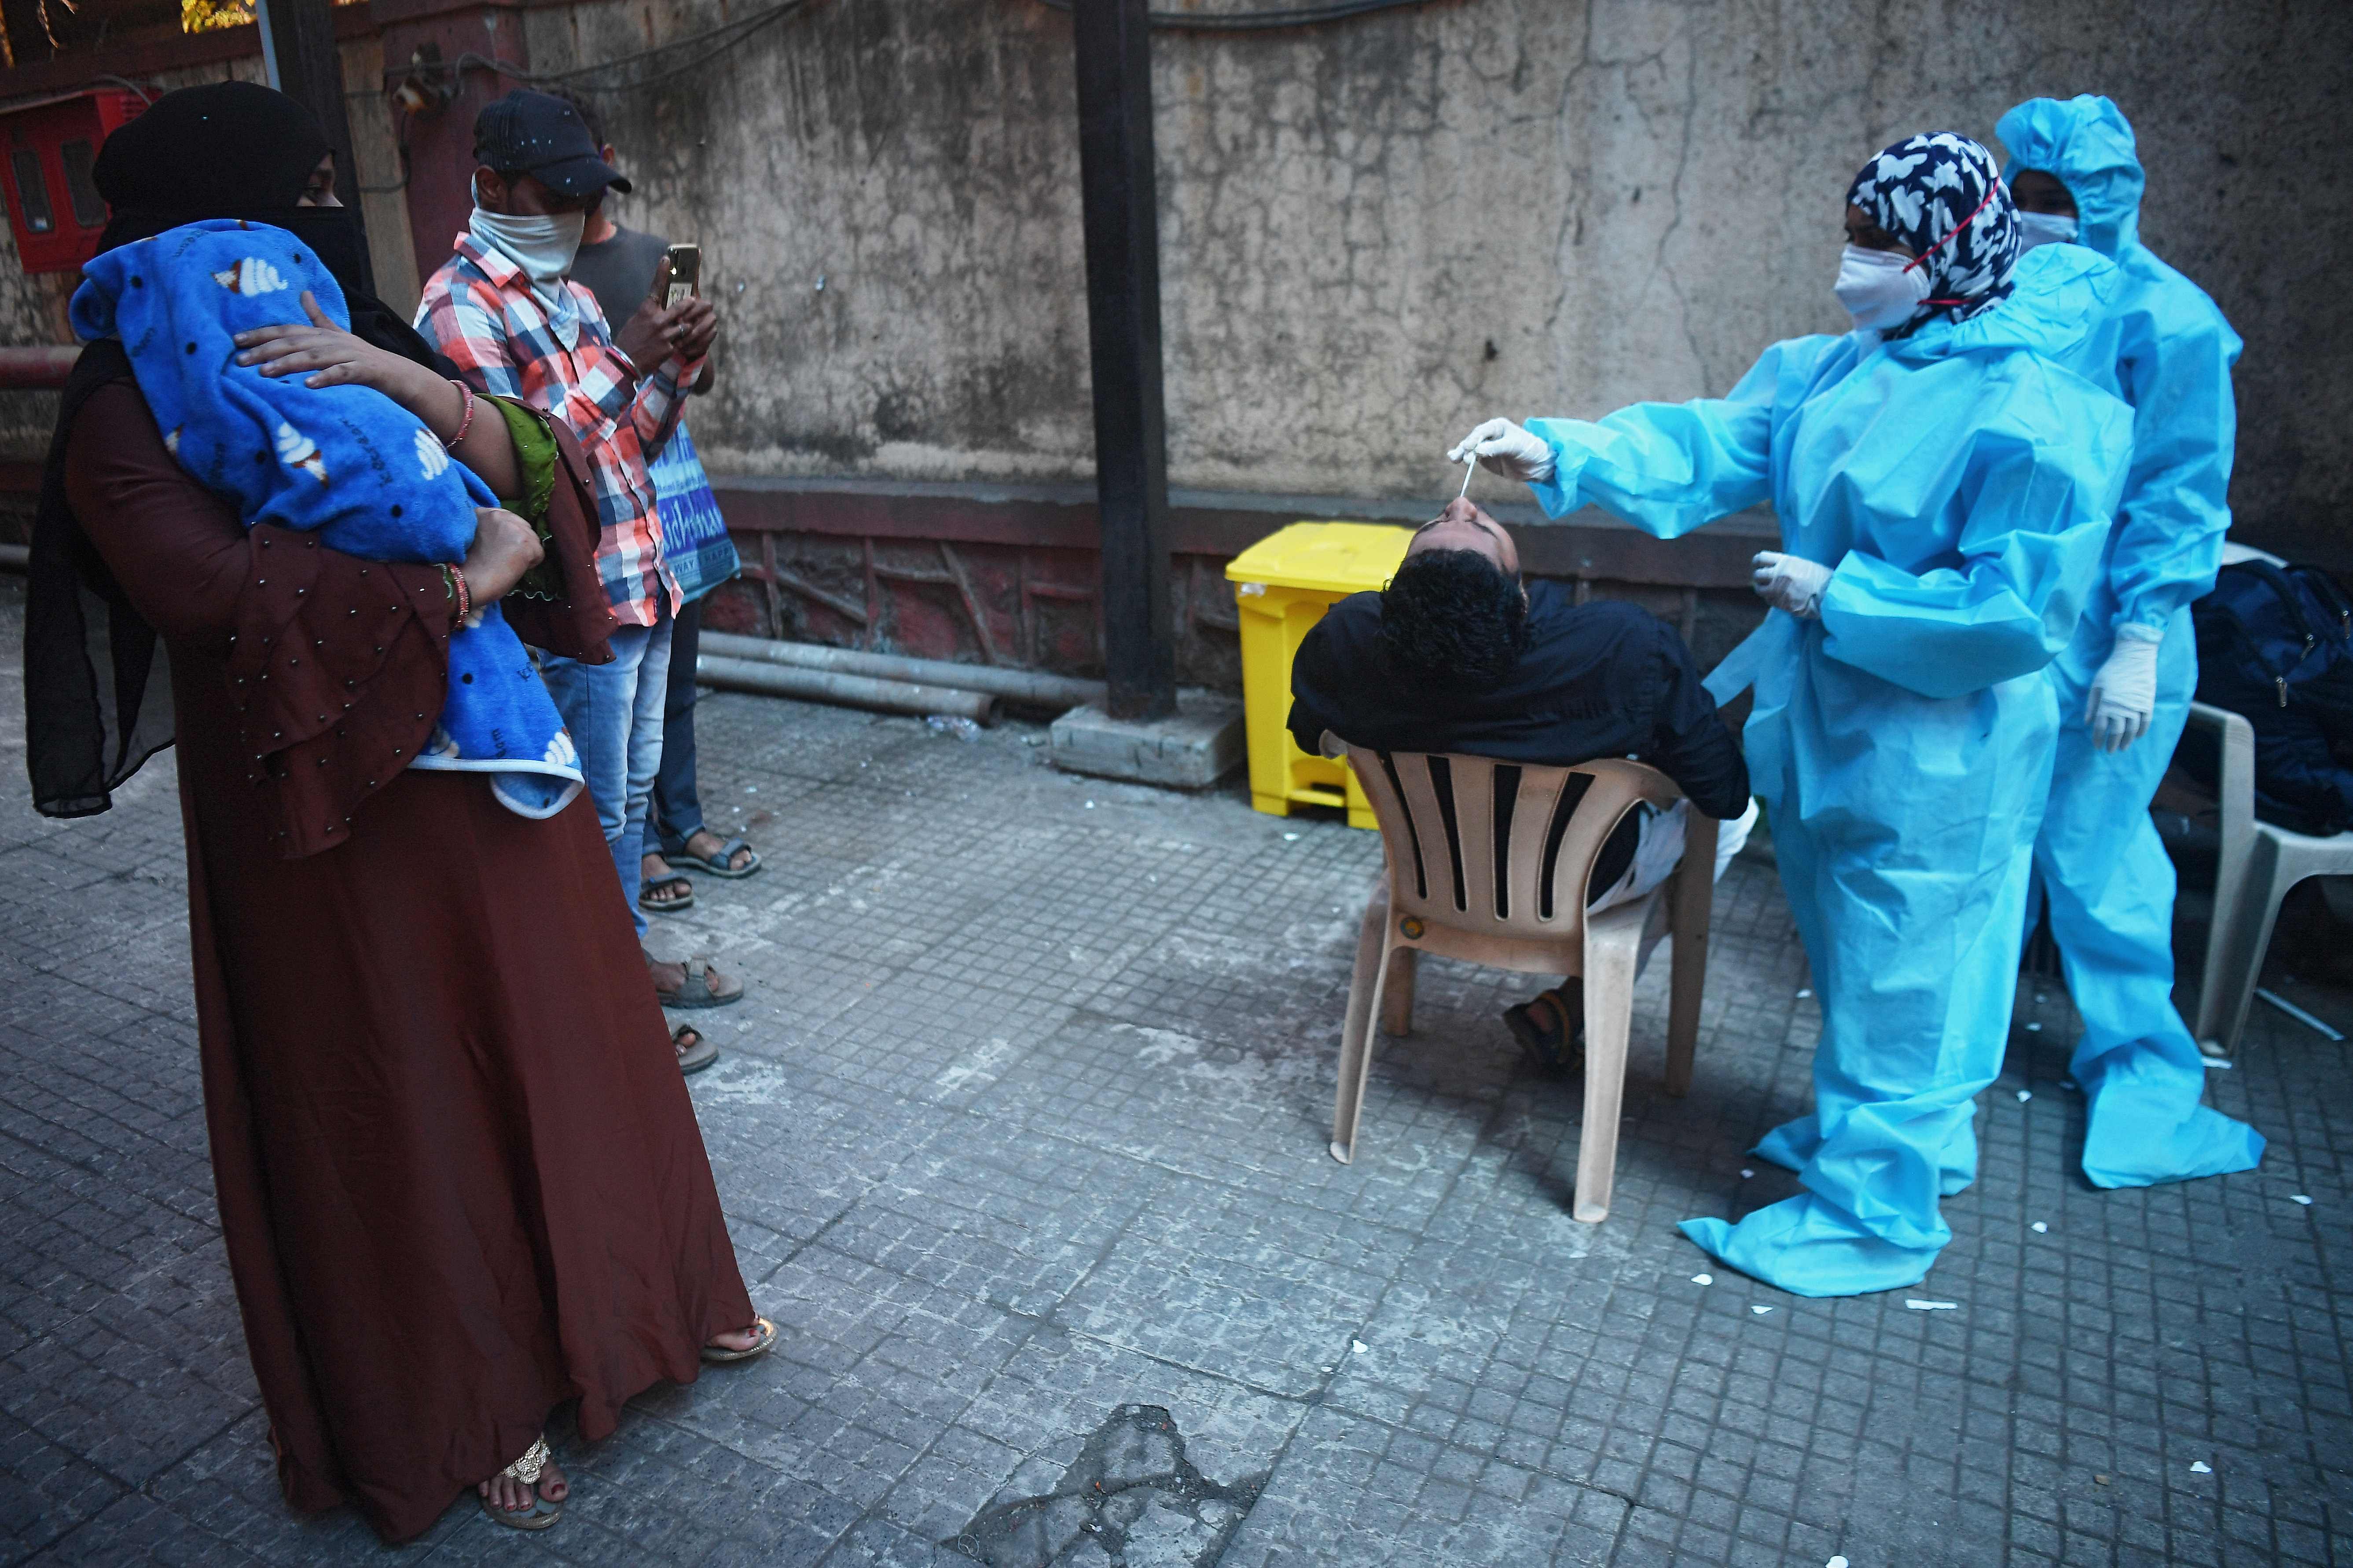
top-left (73, 219), bottom-right (581, 818)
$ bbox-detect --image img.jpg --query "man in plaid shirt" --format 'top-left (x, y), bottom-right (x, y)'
top-left (417, 89), bottom-right (742, 1049)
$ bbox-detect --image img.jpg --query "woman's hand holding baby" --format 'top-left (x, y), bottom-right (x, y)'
top-left (463, 507), bottom-right (543, 606)
top-left (236, 291), bottom-right (437, 402)
top-left (236, 293), bottom-right (521, 499)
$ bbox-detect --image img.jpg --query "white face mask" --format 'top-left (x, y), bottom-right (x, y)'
top-left (1833, 244), bottom-right (1931, 331)
top-left (469, 198), bottom-right (586, 284)
top-left (2015, 210), bottom-right (2080, 252)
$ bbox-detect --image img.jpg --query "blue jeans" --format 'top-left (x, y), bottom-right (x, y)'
top-left (645, 596), bottom-right (709, 860)
top-left (539, 608), bottom-right (672, 941)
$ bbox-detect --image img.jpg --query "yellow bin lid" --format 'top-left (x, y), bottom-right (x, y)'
top-left (1226, 520), bottom-right (1415, 595)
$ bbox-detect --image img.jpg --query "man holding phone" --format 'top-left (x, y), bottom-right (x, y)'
top-left (561, 95), bottom-right (764, 948)
top-left (417, 89), bottom-right (744, 1069)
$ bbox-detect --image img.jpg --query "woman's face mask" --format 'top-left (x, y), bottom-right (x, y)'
top-left (1833, 244), bottom-right (1931, 331)
top-left (2015, 210), bottom-right (2080, 252)
top-left (468, 181), bottom-right (586, 284)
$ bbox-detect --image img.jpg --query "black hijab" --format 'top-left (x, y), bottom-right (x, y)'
top-left (24, 81), bottom-right (448, 820)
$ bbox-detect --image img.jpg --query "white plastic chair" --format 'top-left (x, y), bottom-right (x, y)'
top-left (2184, 701), bottom-right (2353, 1053)
top-left (1329, 745), bottom-right (1717, 1222)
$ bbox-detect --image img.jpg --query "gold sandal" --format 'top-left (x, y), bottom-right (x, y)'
top-left (478, 1435), bottom-right (564, 1531)
top-left (701, 1315), bottom-right (777, 1364)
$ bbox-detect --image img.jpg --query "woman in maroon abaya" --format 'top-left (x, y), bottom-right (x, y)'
top-left (25, 82), bottom-right (771, 1541)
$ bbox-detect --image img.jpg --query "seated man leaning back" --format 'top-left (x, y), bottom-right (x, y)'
top-left (1288, 496), bottom-right (1758, 1073)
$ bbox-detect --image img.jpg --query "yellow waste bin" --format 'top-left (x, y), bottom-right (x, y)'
top-left (1226, 520), bottom-right (1414, 829)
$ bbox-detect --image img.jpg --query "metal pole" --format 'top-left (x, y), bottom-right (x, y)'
top-left (256, 0), bottom-right (374, 295)
top-left (1072, 0), bottom-right (1176, 721)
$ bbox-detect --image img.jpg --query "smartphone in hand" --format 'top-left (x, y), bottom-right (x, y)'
top-left (664, 244), bottom-right (701, 308)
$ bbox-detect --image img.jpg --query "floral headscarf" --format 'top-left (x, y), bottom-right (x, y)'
top-left (1846, 132), bottom-right (2021, 329)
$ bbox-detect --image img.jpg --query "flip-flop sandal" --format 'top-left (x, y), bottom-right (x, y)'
top-left (479, 1436), bottom-right (565, 1531)
top-left (675, 837), bottom-right (762, 879)
top-left (654, 954), bottom-right (744, 1010)
top-left (639, 873), bottom-right (696, 914)
top-left (1503, 990), bottom-right (1585, 1077)
top-left (674, 1024), bottom-right (719, 1075)
top-left (701, 1315), bottom-right (777, 1364)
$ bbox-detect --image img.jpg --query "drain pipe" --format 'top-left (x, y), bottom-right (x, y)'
top-left (699, 630), bottom-right (1104, 711)
top-left (695, 652), bottom-right (998, 725)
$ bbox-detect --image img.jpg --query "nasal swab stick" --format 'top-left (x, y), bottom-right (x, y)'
top-left (1457, 452), bottom-right (1477, 499)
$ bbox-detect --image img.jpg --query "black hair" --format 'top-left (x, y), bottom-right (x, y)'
top-left (1378, 548), bottom-right (1529, 691)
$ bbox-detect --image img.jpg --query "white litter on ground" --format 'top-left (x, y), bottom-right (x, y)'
top-left (2202, 1056), bottom-right (2234, 1070)
top-left (2291, 1195), bottom-right (2313, 1206)
top-left (1351, 1340), bottom-right (1369, 1354)
top-left (1751, 1304), bottom-right (1773, 1315)
top-left (1906, 1299), bottom-right (1960, 1312)
top-left (1827, 1558), bottom-right (1850, 1568)
top-left (1796, 988), bottom-right (1813, 999)
top-left (1691, 1274), bottom-right (1713, 1286)
top-left (2031, 1222), bottom-right (2048, 1233)
top-left (1084, 801), bottom-right (1095, 809)
top-left (1283, 832), bottom-right (1299, 841)
top-left (2191, 1461), bottom-right (2213, 1474)
top-left (2025, 1021), bottom-right (2043, 1032)
top-left (2017, 1089), bottom-right (2033, 1102)
top-left (1741, 1169), bottom-right (1755, 1179)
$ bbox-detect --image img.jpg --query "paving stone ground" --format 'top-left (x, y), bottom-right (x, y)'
top-left (0, 572), bottom-right (2347, 1567)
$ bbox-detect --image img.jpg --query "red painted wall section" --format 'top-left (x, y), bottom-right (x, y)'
top-left (371, 0), bottom-right (533, 289)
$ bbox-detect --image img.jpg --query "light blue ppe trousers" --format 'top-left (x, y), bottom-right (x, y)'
top-left (2000, 92), bottom-right (2263, 1190)
top-left (2034, 604), bottom-right (2264, 1187)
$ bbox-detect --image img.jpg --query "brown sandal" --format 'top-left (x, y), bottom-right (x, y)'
top-left (651, 953), bottom-right (744, 1010)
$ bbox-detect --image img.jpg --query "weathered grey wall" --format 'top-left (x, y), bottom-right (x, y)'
top-left (534, 0), bottom-right (2350, 560)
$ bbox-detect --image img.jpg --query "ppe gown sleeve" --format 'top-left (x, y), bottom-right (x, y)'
top-left (1815, 363), bottom-right (2129, 700)
top-left (1523, 336), bottom-right (1839, 536)
top-left (2103, 296), bottom-right (2242, 634)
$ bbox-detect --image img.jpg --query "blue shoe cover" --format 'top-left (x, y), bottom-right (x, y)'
top-left (2078, 1053), bottom-right (2265, 1188)
top-left (1680, 1193), bottom-right (1942, 1298)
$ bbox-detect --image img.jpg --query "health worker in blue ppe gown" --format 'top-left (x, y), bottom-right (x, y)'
top-left (1448, 134), bottom-right (2136, 1297)
top-left (1998, 94), bottom-right (2265, 1189)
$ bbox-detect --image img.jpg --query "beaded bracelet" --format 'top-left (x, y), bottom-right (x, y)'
top-left (442, 378), bottom-right (477, 451)
top-left (440, 564), bottom-right (472, 625)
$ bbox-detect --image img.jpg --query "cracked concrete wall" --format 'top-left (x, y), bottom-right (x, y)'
top-left (537, 0), bottom-right (2350, 558)
top-left (6, 1), bottom-right (2345, 560)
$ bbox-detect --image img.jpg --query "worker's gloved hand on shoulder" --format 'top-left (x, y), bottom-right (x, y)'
top-left (1751, 552), bottom-right (1833, 619)
top-left (1447, 419), bottom-right (1556, 484)
top-left (2086, 623), bottom-right (2163, 751)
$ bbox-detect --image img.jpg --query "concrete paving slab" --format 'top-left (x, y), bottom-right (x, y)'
top-left (0, 574), bottom-right (2345, 1565)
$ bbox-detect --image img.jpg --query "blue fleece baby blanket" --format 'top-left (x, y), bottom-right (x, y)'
top-left (72, 219), bottom-right (581, 819)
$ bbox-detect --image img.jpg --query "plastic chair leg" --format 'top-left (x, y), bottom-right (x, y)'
top-left (1574, 910), bottom-right (1644, 1222)
top-left (1664, 823), bottom-right (1716, 1098)
top-left (2211, 834), bottom-right (2298, 1055)
top-left (1331, 886), bottom-right (1393, 1164)
top-left (1379, 947), bottom-right (1418, 1038)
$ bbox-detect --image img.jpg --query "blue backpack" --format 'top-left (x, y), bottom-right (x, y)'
top-left (2190, 559), bottom-right (2353, 835)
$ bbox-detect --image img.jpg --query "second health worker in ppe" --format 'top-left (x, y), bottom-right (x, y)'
top-left (1452, 133), bottom-right (2134, 1297)
top-left (2000, 93), bottom-right (2263, 1190)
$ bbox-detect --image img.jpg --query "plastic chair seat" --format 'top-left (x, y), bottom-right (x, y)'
top-left (1329, 744), bottom-right (1717, 1223)
top-left (2184, 702), bottom-right (2353, 1053)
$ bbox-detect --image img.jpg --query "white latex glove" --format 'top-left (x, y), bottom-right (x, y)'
top-left (1446, 418), bottom-right (1556, 484)
top-left (2086, 624), bottom-right (2163, 752)
top-left (1751, 551), bottom-right (1833, 619)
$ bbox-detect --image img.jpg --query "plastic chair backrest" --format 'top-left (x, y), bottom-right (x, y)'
top-left (1346, 747), bottom-right (1683, 945)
